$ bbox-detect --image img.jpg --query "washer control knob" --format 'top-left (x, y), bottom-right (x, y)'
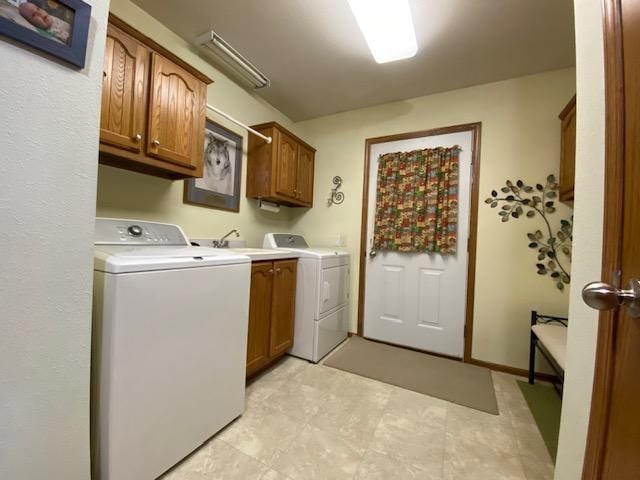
top-left (127, 225), bottom-right (143, 237)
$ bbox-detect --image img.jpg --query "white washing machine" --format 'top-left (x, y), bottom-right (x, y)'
top-left (263, 233), bottom-right (350, 362)
top-left (92, 218), bottom-right (251, 480)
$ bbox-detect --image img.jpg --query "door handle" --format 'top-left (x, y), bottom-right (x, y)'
top-left (369, 249), bottom-right (377, 258)
top-left (582, 278), bottom-right (640, 318)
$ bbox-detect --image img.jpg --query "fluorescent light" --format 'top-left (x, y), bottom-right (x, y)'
top-left (348, 0), bottom-right (418, 64)
top-left (195, 31), bottom-right (271, 89)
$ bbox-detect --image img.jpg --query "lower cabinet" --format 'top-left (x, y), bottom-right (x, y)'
top-left (246, 259), bottom-right (297, 377)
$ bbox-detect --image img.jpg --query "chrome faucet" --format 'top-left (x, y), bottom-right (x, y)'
top-left (212, 229), bottom-right (239, 248)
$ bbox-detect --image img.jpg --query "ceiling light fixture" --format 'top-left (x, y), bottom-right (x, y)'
top-left (195, 30), bottom-right (271, 89)
top-left (347, 0), bottom-right (418, 64)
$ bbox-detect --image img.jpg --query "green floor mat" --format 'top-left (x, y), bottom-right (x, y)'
top-left (517, 380), bottom-right (562, 462)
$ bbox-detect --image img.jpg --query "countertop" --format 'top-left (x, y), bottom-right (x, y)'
top-left (224, 248), bottom-right (299, 262)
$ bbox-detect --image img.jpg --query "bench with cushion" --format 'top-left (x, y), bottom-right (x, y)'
top-left (529, 310), bottom-right (568, 394)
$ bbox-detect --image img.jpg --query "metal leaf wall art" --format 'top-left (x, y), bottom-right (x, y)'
top-left (485, 174), bottom-right (572, 291)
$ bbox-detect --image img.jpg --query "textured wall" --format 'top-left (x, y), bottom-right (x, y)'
top-left (96, 0), bottom-right (302, 247)
top-left (554, 0), bottom-right (605, 477)
top-left (0, 1), bottom-right (109, 478)
top-left (292, 68), bottom-right (576, 371)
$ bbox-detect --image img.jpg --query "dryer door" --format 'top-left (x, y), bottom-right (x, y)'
top-left (318, 264), bottom-right (349, 316)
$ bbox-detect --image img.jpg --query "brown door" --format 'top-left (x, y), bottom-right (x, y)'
top-left (269, 259), bottom-right (297, 358)
top-left (147, 52), bottom-right (206, 173)
top-left (581, 1), bottom-right (640, 478)
top-left (100, 24), bottom-right (149, 153)
top-left (296, 145), bottom-right (315, 205)
top-left (246, 262), bottom-right (274, 377)
top-left (275, 131), bottom-right (298, 199)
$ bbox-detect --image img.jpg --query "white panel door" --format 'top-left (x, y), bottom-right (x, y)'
top-left (363, 131), bottom-right (473, 357)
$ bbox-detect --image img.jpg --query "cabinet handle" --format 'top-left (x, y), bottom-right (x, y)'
top-left (133, 134), bottom-right (142, 142)
top-left (275, 268), bottom-right (282, 274)
top-left (268, 269), bottom-right (274, 274)
top-left (152, 139), bottom-right (160, 147)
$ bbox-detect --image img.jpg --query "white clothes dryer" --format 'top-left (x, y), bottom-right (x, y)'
top-left (263, 233), bottom-right (350, 362)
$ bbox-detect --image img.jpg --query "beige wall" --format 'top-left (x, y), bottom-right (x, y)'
top-left (97, 0), bottom-right (302, 247)
top-left (292, 68), bottom-right (576, 370)
top-left (554, 0), bottom-right (605, 477)
top-left (0, 1), bottom-right (109, 478)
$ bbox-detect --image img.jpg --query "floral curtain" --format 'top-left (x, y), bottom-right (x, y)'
top-left (373, 146), bottom-right (460, 254)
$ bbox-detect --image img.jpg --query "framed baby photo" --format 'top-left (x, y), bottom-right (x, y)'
top-left (184, 118), bottom-right (243, 213)
top-left (0, 0), bottom-right (91, 68)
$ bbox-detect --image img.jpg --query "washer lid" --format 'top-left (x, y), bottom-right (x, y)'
top-left (94, 246), bottom-right (250, 273)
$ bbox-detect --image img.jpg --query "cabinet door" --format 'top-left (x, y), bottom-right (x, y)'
top-left (246, 262), bottom-right (274, 377)
top-left (269, 259), bottom-right (297, 358)
top-left (275, 131), bottom-right (298, 199)
top-left (296, 145), bottom-right (314, 205)
top-left (100, 24), bottom-right (148, 153)
top-left (147, 53), bottom-right (206, 172)
top-left (559, 98), bottom-right (576, 202)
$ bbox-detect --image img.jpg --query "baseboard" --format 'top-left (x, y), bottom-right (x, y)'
top-left (468, 357), bottom-right (558, 383)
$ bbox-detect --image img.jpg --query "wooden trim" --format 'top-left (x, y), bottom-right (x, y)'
top-left (465, 124), bottom-right (482, 361)
top-left (108, 13), bottom-right (213, 85)
top-left (559, 94), bottom-right (577, 120)
top-left (468, 357), bottom-right (558, 383)
top-left (356, 122), bottom-right (482, 364)
top-left (249, 121), bottom-right (316, 152)
top-left (582, 0), bottom-right (626, 478)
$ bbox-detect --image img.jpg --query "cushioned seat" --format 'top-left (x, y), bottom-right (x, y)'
top-left (532, 324), bottom-right (567, 370)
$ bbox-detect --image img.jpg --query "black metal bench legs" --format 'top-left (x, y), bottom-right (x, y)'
top-left (529, 310), bottom-right (537, 385)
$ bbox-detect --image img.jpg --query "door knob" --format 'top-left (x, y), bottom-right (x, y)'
top-left (369, 249), bottom-right (377, 258)
top-left (133, 134), bottom-right (142, 142)
top-left (152, 139), bottom-right (160, 147)
top-left (582, 278), bottom-right (640, 318)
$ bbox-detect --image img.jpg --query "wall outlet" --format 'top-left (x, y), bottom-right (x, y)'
top-left (334, 234), bottom-right (346, 247)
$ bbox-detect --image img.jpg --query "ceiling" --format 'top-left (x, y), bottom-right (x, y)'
top-left (132, 0), bottom-right (575, 122)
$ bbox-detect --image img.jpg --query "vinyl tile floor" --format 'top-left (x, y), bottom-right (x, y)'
top-left (161, 355), bottom-right (555, 480)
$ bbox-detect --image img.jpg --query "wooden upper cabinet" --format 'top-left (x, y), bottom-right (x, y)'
top-left (558, 95), bottom-right (576, 202)
top-left (100, 24), bottom-right (148, 153)
top-left (99, 15), bottom-right (212, 180)
top-left (275, 131), bottom-right (299, 199)
top-left (147, 53), bottom-right (206, 173)
top-left (247, 122), bottom-right (316, 207)
top-left (269, 259), bottom-right (297, 358)
top-left (246, 262), bottom-right (274, 377)
top-left (296, 145), bottom-right (314, 205)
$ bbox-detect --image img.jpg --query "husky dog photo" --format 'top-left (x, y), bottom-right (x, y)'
top-left (184, 118), bottom-right (243, 212)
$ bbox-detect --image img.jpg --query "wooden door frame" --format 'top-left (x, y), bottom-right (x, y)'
top-left (356, 122), bottom-right (482, 362)
top-left (581, 0), bottom-right (626, 477)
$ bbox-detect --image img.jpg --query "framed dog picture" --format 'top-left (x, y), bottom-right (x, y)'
top-left (184, 118), bottom-right (243, 213)
top-left (0, 0), bottom-right (91, 68)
